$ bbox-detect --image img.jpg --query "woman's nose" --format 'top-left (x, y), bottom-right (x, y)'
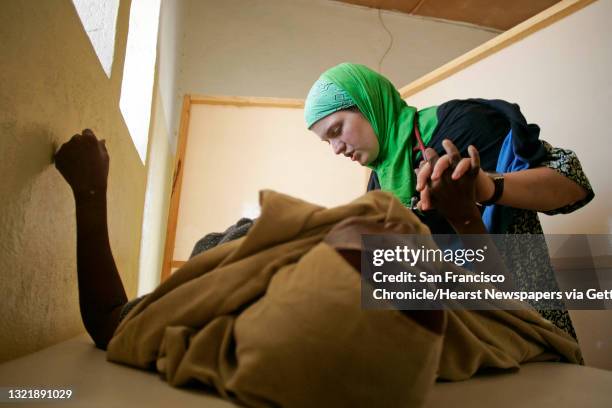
top-left (331, 139), bottom-right (345, 155)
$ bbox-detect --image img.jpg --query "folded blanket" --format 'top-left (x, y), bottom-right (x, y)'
top-left (107, 190), bottom-right (581, 408)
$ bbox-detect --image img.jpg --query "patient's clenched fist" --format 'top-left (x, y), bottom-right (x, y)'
top-left (54, 129), bottom-right (109, 197)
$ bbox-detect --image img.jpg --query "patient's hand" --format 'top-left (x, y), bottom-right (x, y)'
top-left (416, 140), bottom-right (481, 226)
top-left (55, 129), bottom-right (109, 197)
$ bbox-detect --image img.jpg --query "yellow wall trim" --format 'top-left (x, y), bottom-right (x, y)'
top-left (190, 94), bottom-right (304, 109)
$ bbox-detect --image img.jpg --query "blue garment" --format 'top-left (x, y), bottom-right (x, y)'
top-left (482, 129), bottom-right (530, 233)
top-left (369, 99), bottom-right (548, 234)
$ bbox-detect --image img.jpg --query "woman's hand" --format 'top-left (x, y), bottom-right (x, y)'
top-left (416, 142), bottom-right (495, 207)
top-left (415, 139), bottom-right (482, 225)
top-left (54, 129), bottom-right (109, 198)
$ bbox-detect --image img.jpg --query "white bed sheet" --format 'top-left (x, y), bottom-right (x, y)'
top-left (0, 335), bottom-right (610, 407)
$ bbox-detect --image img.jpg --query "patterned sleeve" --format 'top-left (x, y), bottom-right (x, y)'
top-left (538, 140), bottom-right (594, 215)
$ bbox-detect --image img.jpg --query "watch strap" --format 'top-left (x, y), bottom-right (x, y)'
top-left (480, 173), bottom-right (504, 206)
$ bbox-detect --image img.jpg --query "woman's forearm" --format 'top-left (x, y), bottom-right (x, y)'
top-left (478, 167), bottom-right (588, 212)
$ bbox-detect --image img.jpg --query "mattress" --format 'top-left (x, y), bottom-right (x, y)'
top-left (0, 335), bottom-right (610, 407)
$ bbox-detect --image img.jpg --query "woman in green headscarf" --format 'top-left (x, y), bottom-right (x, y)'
top-left (305, 62), bottom-right (434, 208)
top-left (305, 62), bottom-right (594, 340)
top-left (304, 63), bottom-right (591, 221)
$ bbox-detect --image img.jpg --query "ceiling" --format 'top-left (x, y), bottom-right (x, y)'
top-left (333, 0), bottom-right (561, 31)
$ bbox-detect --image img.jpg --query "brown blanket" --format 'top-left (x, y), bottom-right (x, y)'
top-left (107, 190), bottom-right (581, 408)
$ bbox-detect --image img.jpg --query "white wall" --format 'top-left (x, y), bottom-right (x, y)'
top-left (71, 0), bottom-right (120, 77)
top-left (157, 0), bottom-right (182, 140)
top-left (136, 0), bottom-right (183, 295)
top-left (405, 0), bottom-right (611, 236)
top-left (405, 0), bottom-right (612, 369)
top-left (146, 0), bottom-right (500, 284)
top-left (138, 87), bottom-right (174, 295)
top-left (164, 0), bottom-right (497, 148)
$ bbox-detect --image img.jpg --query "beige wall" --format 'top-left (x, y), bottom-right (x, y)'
top-left (404, 0), bottom-right (611, 369)
top-left (152, 0), bottom-right (501, 276)
top-left (405, 1), bottom-right (611, 236)
top-left (165, 0), bottom-right (498, 149)
top-left (174, 103), bottom-right (368, 261)
top-left (0, 0), bottom-right (146, 362)
top-left (153, 0), bottom-right (501, 278)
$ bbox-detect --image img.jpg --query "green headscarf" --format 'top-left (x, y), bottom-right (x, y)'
top-left (304, 63), bottom-right (437, 206)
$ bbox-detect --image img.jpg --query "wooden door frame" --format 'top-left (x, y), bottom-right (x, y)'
top-left (160, 95), bottom-right (304, 281)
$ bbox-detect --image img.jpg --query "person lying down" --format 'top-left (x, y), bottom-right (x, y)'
top-left (54, 130), bottom-right (582, 408)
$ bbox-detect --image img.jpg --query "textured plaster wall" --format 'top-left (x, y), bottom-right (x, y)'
top-left (0, 0), bottom-right (146, 362)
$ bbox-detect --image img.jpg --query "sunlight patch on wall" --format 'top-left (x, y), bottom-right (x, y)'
top-left (120, 0), bottom-right (161, 164)
top-left (71, 0), bottom-right (119, 77)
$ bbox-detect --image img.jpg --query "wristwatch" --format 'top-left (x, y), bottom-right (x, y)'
top-left (479, 173), bottom-right (504, 206)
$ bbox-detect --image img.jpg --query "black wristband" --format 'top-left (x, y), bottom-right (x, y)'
top-left (480, 173), bottom-right (504, 206)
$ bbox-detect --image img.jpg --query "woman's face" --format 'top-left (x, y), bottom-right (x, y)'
top-left (310, 109), bottom-right (379, 166)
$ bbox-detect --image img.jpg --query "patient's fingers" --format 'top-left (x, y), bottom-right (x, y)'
top-left (451, 158), bottom-right (471, 180)
top-left (449, 145), bottom-right (481, 180)
top-left (432, 140), bottom-right (461, 180)
top-left (442, 139), bottom-right (461, 158)
top-left (82, 128), bottom-right (95, 138)
top-left (468, 145), bottom-right (480, 174)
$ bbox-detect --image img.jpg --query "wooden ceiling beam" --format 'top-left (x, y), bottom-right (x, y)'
top-left (333, 0), bottom-right (562, 31)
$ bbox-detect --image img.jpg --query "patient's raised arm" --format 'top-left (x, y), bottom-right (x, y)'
top-left (418, 141), bottom-right (486, 234)
top-left (54, 129), bottom-right (127, 349)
